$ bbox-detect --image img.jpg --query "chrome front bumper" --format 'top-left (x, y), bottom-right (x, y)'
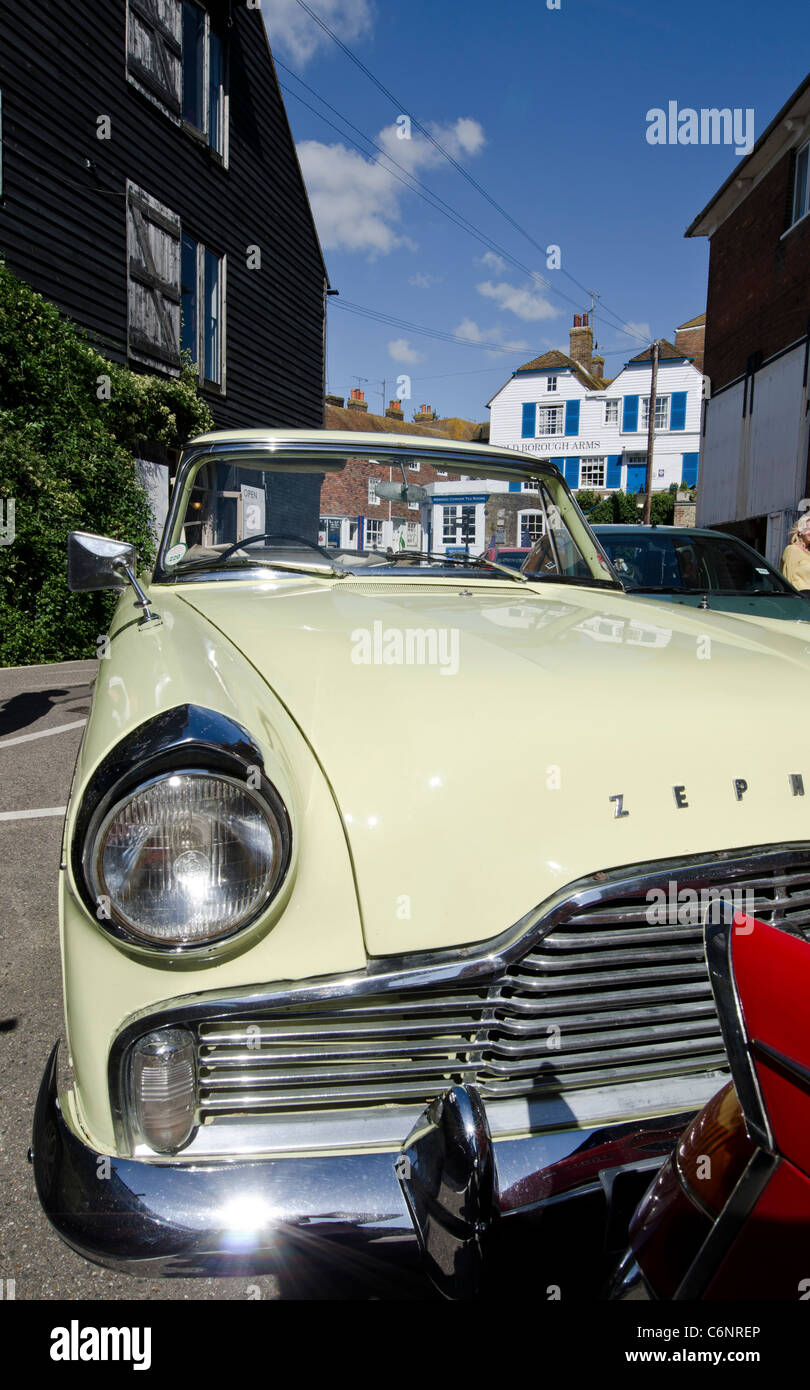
top-left (31, 1044), bottom-right (697, 1288)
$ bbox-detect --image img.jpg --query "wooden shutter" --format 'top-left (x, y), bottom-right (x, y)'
top-left (521, 402), bottom-right (536, 438)
top-left (622, 395), bottom-right (639, 432)
top-left (606, 456), bottom-right (622, 489)
top-left (565, 399), bottom-right (580, 436)
top-left (127, 0), bottom-right (182, 119)
top-left (564, 458), bottom-right (580, 488)
top-left (670, 391), bottom-right (688, 430)
top-left (127, 182), bottom-right (182, 374)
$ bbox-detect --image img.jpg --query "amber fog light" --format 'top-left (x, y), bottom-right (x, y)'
top-left (131, 1028), bottom-right (197, 1153)
top-left (676, 1081), bottom-right (756, 1218)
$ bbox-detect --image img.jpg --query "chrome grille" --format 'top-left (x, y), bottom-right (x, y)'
top-left (193, 859), bottom-right (810, 1121)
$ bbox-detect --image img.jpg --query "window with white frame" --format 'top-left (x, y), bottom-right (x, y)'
top-left (182, 1), bottom-right (226, 156)
top-left (517, 510), bottom-right (544, 544)
top-left (546, 376), bottom-right (558, 392)
top-left (365, 518), bottom-right (383, 549)
top-left (181, 232), bottom-right (225, 386)
top-left (407, 461), bottom-right (420, 471)
top-left (368, 477), bottom-right (381, 505)
top-left (793, 141), bottom-right (810, 226)
top-left (406, 521), bottom-right (420, 546)
top-left (640, 395), bottom-right (670, 431)
top-left (408, 500), bottom-right (419, 511)
top-left (435, 469), bottom-right (448, 477)
top-left (521, 479), bottom-right (538, 491)
top-left (580, 458), bottom-right (606, 488)
top-left (604, 399), bottom-right (619, 425)
top-left (537, 405), bottom-right (564, 435)
top-left (442, 505), bottom-right (476, 546)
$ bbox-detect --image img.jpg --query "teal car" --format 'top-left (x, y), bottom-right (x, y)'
top-left (593, 525), bottom-right (810, 622)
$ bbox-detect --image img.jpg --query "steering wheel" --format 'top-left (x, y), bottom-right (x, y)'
top-left (215, 532), bottom-right (337, 564)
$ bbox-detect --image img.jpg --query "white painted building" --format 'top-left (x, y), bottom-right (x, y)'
top-left (487, 315), bottom-right (704, 497)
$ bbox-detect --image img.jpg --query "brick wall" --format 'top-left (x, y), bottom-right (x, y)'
top-left (320, 458), bottom-right (461, 522)
top-left (704, 149), bottom-right (810, 390)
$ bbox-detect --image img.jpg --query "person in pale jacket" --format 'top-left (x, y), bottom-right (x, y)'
top-left (781, 513), bottom-right (810, 590)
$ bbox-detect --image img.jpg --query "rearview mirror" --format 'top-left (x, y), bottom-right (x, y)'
top-left (67, 531), bottom-right (137, 593)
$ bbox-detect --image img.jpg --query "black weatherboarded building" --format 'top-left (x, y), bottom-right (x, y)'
top-left (0, 0), bottom-right (328, 430)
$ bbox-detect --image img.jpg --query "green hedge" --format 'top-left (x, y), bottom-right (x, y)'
top-left (0, 263), bottom-right (213, 665)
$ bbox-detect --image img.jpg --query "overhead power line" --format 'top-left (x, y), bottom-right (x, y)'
top-left (291, 0), bottom-right (650, 347)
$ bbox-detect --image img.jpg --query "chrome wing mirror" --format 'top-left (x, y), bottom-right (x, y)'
top-left (67, 531), bottom-right (158, 624)
top-left (396, 1084), bottom-right (498, 1299)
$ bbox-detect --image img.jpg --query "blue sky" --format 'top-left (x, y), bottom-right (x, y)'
top-left (265, 0), bottom-right (809, 421)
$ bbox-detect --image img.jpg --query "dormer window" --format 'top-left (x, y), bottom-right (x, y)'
top-left (547, 376), bottom-right (558, 392)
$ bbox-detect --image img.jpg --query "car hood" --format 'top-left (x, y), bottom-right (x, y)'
top-left (175, 576), bottom-right (810, 955)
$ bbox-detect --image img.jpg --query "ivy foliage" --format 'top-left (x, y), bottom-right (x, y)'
top-left (0, 262), bottom-right (213, 664)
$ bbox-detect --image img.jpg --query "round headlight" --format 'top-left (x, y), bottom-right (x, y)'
top-left (86, 771), bottom-right (288, 948)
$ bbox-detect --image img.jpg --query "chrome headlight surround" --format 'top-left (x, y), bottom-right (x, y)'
top-left (72, 706), bottom-right (292, 958)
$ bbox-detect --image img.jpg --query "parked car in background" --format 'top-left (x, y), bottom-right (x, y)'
top-left (29, 431), bottom-right (810, 1294)
top-left (481, 544), bottom-right (530, 570)
top-left (593, 525), bottom-right (810, 621)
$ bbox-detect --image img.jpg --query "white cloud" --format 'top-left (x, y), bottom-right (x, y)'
top-left (265, 0), bottom-right (374, 67)
top-left (476, 277), bottom-right (559, 322)
top-left (409, 272), bottom-right (442, 288)
top-left (454, 319), bottom-right (531, 357)
top-left (298, 116), bottom-right (486, 256)
top-left (388, 338), bottom-right (424, 364)
top-left (478, 251), bottom-right (507, 275)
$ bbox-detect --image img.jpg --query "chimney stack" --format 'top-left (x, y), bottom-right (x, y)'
top-left (347, 388), bottom-right (368, 412)
top-left (325, 392), bottom-right (344, 408)
top-left (569, 313), bottom-right (594, 377)
top-left (385, 398), bottom-right (404, 420)
top-left (414, 403), bottom-right (436, 421)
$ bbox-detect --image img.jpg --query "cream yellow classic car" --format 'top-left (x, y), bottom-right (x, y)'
top-left (31, 430), bottom-right (810, 1293)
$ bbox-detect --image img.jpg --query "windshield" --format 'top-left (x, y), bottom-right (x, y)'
top-left (594, 530), bottom-right (793, 596)
top-left (156, 444), bottom-right (618, 589)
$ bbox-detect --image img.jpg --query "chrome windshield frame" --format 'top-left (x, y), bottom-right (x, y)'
top-left (151, 435), bottom-right (623, 590)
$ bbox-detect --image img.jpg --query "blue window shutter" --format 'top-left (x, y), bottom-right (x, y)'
top-left (564, 457), bottom-right (580, 489)
top-left (521, 402), bottom-right (536, 438)
top-left (606, 455), bottom-right (622, 489)
top-left (623, 395), bottom-right (639, 432)
top-left (508, 480), bottom-right (521, 492)
top-left (681, 453), bottom-right (699, 486)
top-left (671, 392), bottom-right (687, 430)
top-left (565, 399), bottom-right (580, 436)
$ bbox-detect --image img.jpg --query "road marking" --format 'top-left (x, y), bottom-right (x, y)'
top-left (0, 806), bottom-right (67, 821)
top-left (0, 718), bottom-right (87, 748)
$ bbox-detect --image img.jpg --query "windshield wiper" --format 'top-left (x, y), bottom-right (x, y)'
top-left (379, 549), bottom-right (528, 583)
top-left (172, 556), bottom-right (346, 579)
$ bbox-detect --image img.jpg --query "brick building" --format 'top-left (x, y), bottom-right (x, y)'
top-left (687, 72), bottom-right (810, 562)
top-left (318, 397), bottom-right (487, 551)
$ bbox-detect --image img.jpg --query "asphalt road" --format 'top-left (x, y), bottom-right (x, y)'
top-left (0, 660), bottom-right (280, 1301)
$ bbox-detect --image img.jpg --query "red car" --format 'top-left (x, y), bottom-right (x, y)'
top-left (481, 545), bottom-right (531, 571)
